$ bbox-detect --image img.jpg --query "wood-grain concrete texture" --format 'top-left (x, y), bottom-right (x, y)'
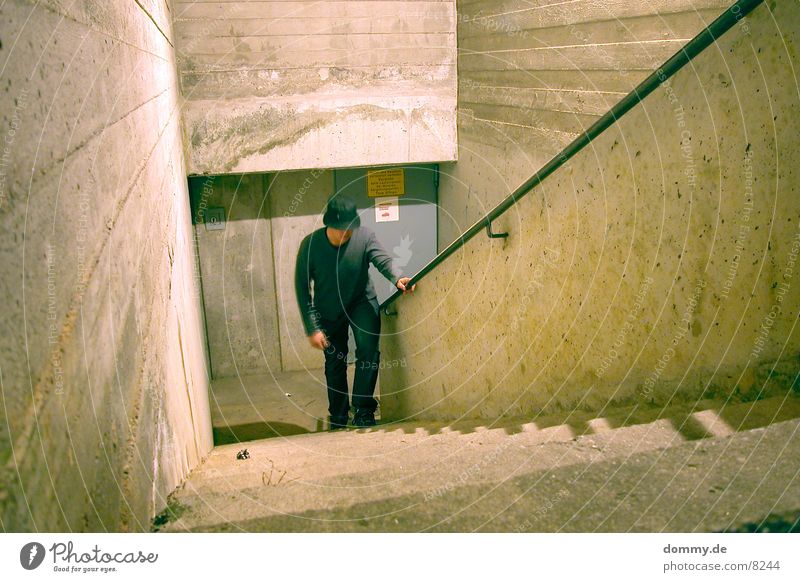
top-left (380, 1), bottom-right (800, 421)
top-left (0, 0), bottom-right (213, 531)
top-left (440, 0), bottom-right (743, 246)
top-left (174, 0), bottom-right (458, 173)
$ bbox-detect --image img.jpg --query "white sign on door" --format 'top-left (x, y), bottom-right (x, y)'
top-left (375, 196), bottom-right (399, 222)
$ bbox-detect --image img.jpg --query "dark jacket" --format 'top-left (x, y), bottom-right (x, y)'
top-left (294, 226), bottom-right (402, 335)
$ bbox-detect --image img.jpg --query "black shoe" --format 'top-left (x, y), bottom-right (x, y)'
top-left (352, 409), bottom-right (376, 428)
top-left (329, 416), bottom-right (349, 430)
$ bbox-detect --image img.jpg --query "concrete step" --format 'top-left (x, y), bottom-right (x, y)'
top-left (155, 393), bottom-right (800, 532)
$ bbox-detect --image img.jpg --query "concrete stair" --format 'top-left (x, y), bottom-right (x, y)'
top-left (155, 393), bottom-right (800, 532)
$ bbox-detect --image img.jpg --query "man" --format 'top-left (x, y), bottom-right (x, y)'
top-left (294, 195), bottom-right (416, 429)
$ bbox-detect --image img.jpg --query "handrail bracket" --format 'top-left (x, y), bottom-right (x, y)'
top-left (486, 221), bottom-right (508, 239)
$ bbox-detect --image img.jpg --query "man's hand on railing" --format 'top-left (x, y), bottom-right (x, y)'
top-left (308, 330), bottom-right (330, 350)
top-left (396, 277), bottom-right (417, 294)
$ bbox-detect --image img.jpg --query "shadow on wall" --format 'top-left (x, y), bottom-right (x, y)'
top-left (188, 172), bottom-right (325, 226)
top-left (187, 173), bottom-right (283, 379)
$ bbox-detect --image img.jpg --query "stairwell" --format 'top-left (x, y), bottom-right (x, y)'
top-left (152, 0), bottom-right (800, 533)
top-left (5, 0), bottom-right (800, 535)
top-left (154, 393), bottom-right (800, 532)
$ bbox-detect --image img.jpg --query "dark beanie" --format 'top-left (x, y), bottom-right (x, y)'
top-left (323, 195), bottom-right (361, 229)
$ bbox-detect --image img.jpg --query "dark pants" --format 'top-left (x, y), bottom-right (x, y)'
top-left (320, 299), bottom-right (381, 419)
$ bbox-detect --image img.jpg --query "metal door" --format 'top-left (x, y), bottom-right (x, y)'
top-left (334, 164), bottom-right (438, 304)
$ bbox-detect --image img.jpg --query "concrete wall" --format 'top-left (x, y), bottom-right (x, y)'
top-left (0, 0), bottom-right (213, 530)
top-left (173, 0), bottom-right (458, 174)
top-left (190, 174), bottom-right (281, 379)
top-left (380, 1), bottom-right (800, 421)
top-left (439, 0), bottom-right (737, 246)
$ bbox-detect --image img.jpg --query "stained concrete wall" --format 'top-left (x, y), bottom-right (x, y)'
top-left (0, 0), bottom-right (213, 530)
top-left (173, 0), bottom-right (458, 174)
top-left (439, 0), bottom-right (738, 246)
top-left (189, 174), bottom-right (281, 379)
top-left (380, 1), bottom-right (800, 421)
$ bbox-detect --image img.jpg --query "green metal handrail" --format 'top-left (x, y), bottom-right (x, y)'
top-left (380, 0), bottom-right (763, 312)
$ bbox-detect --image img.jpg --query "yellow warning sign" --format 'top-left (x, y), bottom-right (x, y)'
top-left (367, 169), bottom-right (404, 198)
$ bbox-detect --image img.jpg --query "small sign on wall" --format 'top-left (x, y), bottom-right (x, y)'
top-left (204, 207), bottom-right (226, 231)
top-left (375, 196), bottom-right (399, 222)
top-left (367, 169), bottom-right (404, 198)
